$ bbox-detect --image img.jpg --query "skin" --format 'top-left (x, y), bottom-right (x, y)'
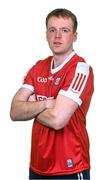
top-left (10, 16), bottom-right (78, 130)
top-left (46, 16), bottom-right (77, 67)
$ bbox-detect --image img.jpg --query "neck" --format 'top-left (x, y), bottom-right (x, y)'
top-left (53, 50), bottom-right (73, 68)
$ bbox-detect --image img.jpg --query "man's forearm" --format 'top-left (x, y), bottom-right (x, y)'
top-left (37, 108), bottom-right (55, 128)
top-left (10, 100), bottom-right (46, 121)
top-left (37, 94), bottom-right (78, 130)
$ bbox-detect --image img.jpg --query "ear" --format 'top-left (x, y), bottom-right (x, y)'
top-left (73, 32), bottom-right (78, 42)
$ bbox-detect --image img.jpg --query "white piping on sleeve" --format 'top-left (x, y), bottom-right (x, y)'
top-left (21, 84), bottom-right (34, 92)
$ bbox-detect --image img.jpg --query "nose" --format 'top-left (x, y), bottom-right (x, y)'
top-left (55, 29), bottom-right (62, 38)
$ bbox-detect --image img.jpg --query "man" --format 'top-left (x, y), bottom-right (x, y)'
top-left (10, 8), bottom-right (94, 180)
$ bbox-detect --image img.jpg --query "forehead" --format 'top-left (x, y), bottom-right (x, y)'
top-left (47, 16), bottom-right (73, 28)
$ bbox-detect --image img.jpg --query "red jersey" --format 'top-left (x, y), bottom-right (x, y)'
top-left (22, 51), bottom-right (94, 175)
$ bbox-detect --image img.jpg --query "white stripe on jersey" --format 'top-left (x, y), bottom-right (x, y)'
top-left (59, 62), bottom-right (90, 106)
top-left (71, 73), bottom-right (86, 92)
top-left (69, 62), bottom-right (90, 94)
top-left (21, 84), bottom-right (34, 92)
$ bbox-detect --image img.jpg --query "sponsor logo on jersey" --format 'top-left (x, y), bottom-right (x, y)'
top-left (37, 95), bottom-right (54, 101)
top-left (37, 77), bottom-right (48, 83)
top-left (67, 159), bottom-right (74, 167)
top-left (54, 77), bottom-right (61, 85)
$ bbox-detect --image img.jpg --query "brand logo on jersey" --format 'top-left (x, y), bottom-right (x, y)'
top-left (67, 159), bottom-right (74, 167)
top-left (54, 77), bottom-right (61, 85)
top-left (37, 76), bottom-right (54, 83)
top-left (37, 77), bottom-right (47, 83)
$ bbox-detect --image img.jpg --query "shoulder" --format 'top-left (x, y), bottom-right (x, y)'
top-left (65, 54), bottom-right (94, 82)
top-left (27, 56), bottom-right (52, 73)
top-left (35, 56), bottom-right (52, 67)
top-left (71, 54), bottom-right (93, 72)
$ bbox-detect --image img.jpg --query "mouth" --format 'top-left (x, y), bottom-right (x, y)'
top-left (53, 42), bottom-right (62, 47)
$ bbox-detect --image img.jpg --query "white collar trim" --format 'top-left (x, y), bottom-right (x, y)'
top-left (51, 51), bottom-right (75, 74)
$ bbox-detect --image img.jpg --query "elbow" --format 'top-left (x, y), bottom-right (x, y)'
top-left (10, 111), bottom-right (17, 121)
top-left (10, 108), bottom-right (19, 121)
top-left (51, 116), bottom-right (66, 130)
top-left (47, 110), bottom-right (67, 130)
top-left (10, 101), bottom-right (19, 121)
top-left (48, 112), bottom-right (61, 130)
top-left (53, 122), bottom-right (65, 130)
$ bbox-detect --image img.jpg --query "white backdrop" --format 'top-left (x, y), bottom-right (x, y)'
top-left (0, 0), bottom-right (110, 179)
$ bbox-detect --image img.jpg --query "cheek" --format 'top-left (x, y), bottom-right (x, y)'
top-left (66, 35), bottom-right (74, 43)
top-left (46, 35), bottom-right (53, 48)
top-left (46, 34), bottom-right (53, 42)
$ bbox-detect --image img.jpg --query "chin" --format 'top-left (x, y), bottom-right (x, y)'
top-left (52, 49), bottom-right (64, 54)
top-left (53, 51), bottom-right (64, 55)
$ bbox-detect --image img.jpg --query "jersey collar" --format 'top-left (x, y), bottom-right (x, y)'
top-left (51, 51), bottom-right (76, 74)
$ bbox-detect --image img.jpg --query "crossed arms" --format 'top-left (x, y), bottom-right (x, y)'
top-left (10, 87), bottom-right (78, 130)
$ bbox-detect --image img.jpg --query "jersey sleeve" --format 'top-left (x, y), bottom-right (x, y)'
top-left (21, 65), bottom-right (35, 93)
top-left (59, 62), bottom-right (94, 106)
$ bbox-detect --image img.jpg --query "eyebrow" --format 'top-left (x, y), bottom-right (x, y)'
top-left (47, 26), bottom-right (71, 30)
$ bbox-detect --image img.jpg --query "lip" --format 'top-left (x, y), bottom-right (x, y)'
top-left (54, 41), bottom-right (62, 44)
top-left (53, 42), bottom-right (62, 46)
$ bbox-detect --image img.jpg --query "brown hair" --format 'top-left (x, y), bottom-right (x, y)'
top-left (46, 8), bottom-right (78, 32)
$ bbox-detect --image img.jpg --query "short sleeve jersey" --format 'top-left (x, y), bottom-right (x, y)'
top-left (22, 51), bottom-right (94, 176)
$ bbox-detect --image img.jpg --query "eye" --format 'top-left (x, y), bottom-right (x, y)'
top-left (48, 28), bottom-right (56, 33)
top-left (61, 28), bottom-right (70, 33)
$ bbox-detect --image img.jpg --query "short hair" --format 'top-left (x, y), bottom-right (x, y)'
top-left (46, 8), bottom-right (78, 32)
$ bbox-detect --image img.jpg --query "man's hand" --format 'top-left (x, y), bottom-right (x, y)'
top-left (28, 94), bottom-right (56, 109)
top-left (46, 98), bottom-right (56, 109)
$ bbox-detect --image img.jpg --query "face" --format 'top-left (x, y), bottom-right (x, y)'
top-left (46, 16), bottom-right (77, 56)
